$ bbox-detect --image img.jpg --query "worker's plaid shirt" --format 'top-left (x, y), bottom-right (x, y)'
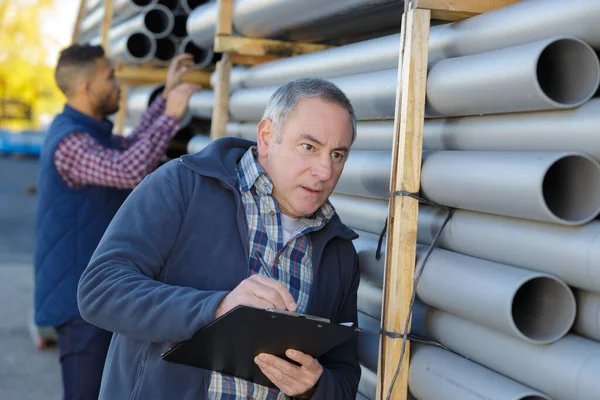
top-left (207, 147), bottom-right (335, 399)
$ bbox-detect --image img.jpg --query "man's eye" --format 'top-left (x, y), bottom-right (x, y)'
top-left (332, 152), bottom-right (344, 160)
top-left (302, 144), bottom-right (314, 151)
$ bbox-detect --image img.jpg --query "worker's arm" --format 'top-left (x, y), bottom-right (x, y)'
top-left (77, 162), bottom-right (230, 343)
top-left (113, 94), bottom-right (171, 150)
top-left (54, 84), bottom-right (199, 190)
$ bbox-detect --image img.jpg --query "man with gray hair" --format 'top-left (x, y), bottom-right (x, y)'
top-left (77, 78), bottom-right (361, 399)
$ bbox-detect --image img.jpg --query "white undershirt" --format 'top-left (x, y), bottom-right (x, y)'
top-left (281, 213), bottom-right (301, 244)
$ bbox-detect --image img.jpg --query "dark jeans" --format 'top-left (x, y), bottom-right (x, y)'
top-left (55, 318), bottom-right (113, 400)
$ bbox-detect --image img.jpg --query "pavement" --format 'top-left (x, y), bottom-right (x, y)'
top-left (0, 155), bottom-right (62, 400)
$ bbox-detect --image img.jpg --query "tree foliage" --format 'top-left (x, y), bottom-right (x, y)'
top-left (0, 0), bottom-right (67, 130)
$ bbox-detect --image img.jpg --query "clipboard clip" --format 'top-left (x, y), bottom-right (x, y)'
top-left (265, 308), bottom-right (331, 324)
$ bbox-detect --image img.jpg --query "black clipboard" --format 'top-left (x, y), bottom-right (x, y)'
top-left (161, 305), bottom-right (360, 388)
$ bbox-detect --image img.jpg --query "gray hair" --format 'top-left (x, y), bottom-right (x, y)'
top-left (262, 78), bottom-right (357, 144)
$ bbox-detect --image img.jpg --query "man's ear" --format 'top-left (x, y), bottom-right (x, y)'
top-left (257, 119), bottom-right (274, 158)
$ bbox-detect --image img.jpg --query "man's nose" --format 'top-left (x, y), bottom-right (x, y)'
top-left (312, 157), bottom-right (333, 181)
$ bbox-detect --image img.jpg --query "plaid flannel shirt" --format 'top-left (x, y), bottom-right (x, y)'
top-left (54, 95), bottom-right (179, 189)
top-left (207, 147), bottom-right (335, 400)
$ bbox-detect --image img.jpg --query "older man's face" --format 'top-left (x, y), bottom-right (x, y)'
top-left (257, 97), bottom-right (353, 218)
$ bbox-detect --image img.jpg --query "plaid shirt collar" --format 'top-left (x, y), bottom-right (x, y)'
top-left (237, 147), bottom-right (335, 222)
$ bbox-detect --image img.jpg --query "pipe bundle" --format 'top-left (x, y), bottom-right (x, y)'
top-left (79, 0), bottom-right (212, 66)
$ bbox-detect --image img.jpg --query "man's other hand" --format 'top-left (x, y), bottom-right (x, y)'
top-left (162, 53), bottom-right (195, 99)
top-left (214, 275), bottom-right (297, 318)
top-left (255, 349), bottom-right (322, 398)
top-left (164, 83), bottom-right (201, 121)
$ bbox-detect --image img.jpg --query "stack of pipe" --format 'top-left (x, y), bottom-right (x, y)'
top-left (182, 0), bottom-right (600, 399)
top-left (79, 0), bottom-right (213, 66)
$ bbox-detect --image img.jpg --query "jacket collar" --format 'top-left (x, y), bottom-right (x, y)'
top-left (180, 137), bottom-right (358, 242)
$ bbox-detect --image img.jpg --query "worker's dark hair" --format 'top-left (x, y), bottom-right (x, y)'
top-left (55, 44), bottom-right (105, 96)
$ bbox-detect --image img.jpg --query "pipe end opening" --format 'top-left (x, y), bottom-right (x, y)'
top-left (156, 39), bottom-right (176, 61)
top-left (512, 276), bottom-right (575, 344)
top-left (537, 39), bottom-right (600, 107)
top-left (185, 41), bottom-right (212, 67)
top-left (127, 34), bottom-right (152, 58)
top-left (145, 9), bottom-right (170, 35)
top-left (173, 15), bottom-right (188, 38)
top-left (543, 155), bottom-right (600, 224)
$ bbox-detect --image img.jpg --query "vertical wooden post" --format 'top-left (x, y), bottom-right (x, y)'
top-left (210, 0), bottom-right (233, 140)
top-left (71, 0), bottom-right (88, 43)
top-left (377, 7), bottom-right (431, 400)
top-left (115, 84), bottom-right (128, 134)
top-left (101, 0), bottom-right (114, 51)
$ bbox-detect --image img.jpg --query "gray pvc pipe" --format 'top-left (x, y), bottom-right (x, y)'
top-left (181, 0), bottom-right (209, 15)
top-left (229, 69), bottom-right (397, 122)
top-left (108, 5), bottom-right (175, 40)
top-left (415, 245), bottom-right (576, 344)
top-left (179, 37), bottom-right (214, 68)
top-left (333, 150), bottom-right (392, 199)
top-left (409, 345), bottom-right (551, 400)
top-left (127, 84), bottom-right (193, 126)
top-left (358, 364), bottom-right (377, 400)
top-left (227, 121), bottom-right (394, 151)
top-left (418, 205), bottom-right (600, 293)
top-left (349, 217), bottom-right (576, 345)
top-left (80, 0), bottom-right (160, 37)
top-left (422, 98), bottom-right (600, 160)
top-left (412, 304), bottom-right (600, 400)
top-left (223, 33), bottom-right (402, 90)
top-left (427, 0), bottom-right (600, 65)
top-left (426, 37), bottom-right (600, 117)
top-left (188, 91), bottom-right (214, 119)
top-left (187, 135), bottom-right (211, 154)
top-left (574, 290), bottom-right (600, 342)
top-left (336, 150), bottom-right (600, 225)
top-left (357, 278), bottom-right (383, 321)
top-left (187, 0), bottom-right (396, 47)
top-left (357, 311), bottom-right (380, 373)
top-left (352, 230), bottom-right (386, 287)
top-left (421, 151), bottom-right (600, 225)
top-left (109, 32), bottom-right (157, 65)
top-left (330, 193), bottom-right (387, 235)
top-left (356, 393), bottom-right (370, 400)
top-left (228, 98), bottom-right (600, 154)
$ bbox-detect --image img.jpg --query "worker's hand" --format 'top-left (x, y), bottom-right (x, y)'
top-left (162, 53), bottom-right (195, 99)
top-left (255, 349), bottom-right (322, 397)
top-left (164, 83), bottom-right (201, 121)
top-left (214, 274), bottom-right (297, 318)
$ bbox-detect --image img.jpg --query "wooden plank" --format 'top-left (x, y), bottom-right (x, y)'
top-left (210, 54), bottom-right (232, 140)
top-left (215, 35), bottom-right (332, 58)
top-left (115, 84), bottom-right (128, 134)
top-left (228, 53), bottom-right (281, 66)
top-left (115, 65), bottom-right (212, 86)
top-left (376, 8), bottom-right (430, 400)
top-left (216, 0), bottom-right (233, 36)
top-left (101, 0), bottom-right (114, 50)
top-left (71, 0), bottom-right (88, 43)
top-left (416, 0), bottom-right (521, 20)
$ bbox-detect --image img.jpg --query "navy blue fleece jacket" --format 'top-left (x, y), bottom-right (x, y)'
top-left (77, 137), bottom-right (361, 399)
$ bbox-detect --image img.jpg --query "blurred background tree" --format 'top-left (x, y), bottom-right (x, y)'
top-left (0, 0), bottom-right (69, 131)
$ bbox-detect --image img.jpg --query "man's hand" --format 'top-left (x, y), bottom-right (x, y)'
top-left (163, 83), bottom-right (201, 121)
top-left (255, 349), bottom-right (322, 398)
top-left (162, 53), bottom-right (195, 99)
top-left (214, 274), bottom-right (296, 319)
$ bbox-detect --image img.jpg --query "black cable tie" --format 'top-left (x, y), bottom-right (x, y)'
top-left (376, 218), bottom-right (388, 260)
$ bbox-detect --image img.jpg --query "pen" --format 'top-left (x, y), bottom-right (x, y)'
top-left (255, 250), bottom-right (274, 279)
